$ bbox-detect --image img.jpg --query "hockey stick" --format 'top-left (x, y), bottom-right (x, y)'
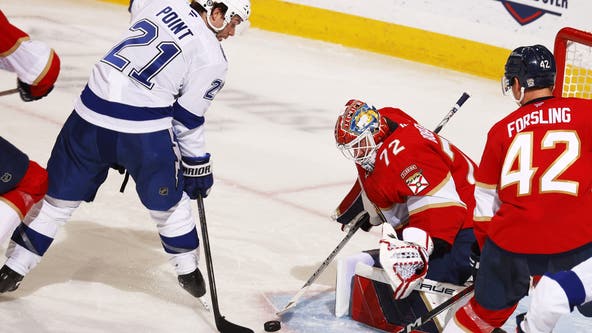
top-left (276, 213), bottom-right (368, 316)
top-left (196, 196), bottom-right (254, 333)
top-left (276, 92), bottom-right (471, 317)
top-left (395, 283), bottom-right (475, 333)
top-left (0, 88), bottom-right (18, 97)
top-left (433, 92), bottom-right (470, 133)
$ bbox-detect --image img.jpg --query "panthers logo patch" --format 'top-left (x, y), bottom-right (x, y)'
top-left (405, 171), bottom-right (429, 195)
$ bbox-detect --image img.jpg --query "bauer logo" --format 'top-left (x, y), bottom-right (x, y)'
top-left (497, 0), bottom-right (568, 26)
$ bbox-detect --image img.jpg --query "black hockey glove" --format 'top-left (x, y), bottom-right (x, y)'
top-left (17, 78), bottom-right (54, 102)
top-left (339, 212), bottom-right (377, 232)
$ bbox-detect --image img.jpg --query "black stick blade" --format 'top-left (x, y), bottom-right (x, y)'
top-left (216, 316), bottom-right (254, 333)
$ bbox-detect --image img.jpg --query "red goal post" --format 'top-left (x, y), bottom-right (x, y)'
top-left (554, 27), bottom-right (592, 98)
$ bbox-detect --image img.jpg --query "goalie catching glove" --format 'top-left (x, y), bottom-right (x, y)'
top-left (182, 153), bottom-right (213, 199)
top-left (379, 224), bottom-right (433, 299)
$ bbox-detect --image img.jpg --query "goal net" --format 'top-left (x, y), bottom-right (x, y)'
top-left (554, 27), bottom-right (592, 98)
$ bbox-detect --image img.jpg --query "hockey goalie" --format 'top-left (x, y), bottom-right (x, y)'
top-left (331, 99), bottom-right (477, 332)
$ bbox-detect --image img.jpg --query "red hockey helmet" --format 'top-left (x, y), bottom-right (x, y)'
top-left (334, 99), bottom-right (391, 172)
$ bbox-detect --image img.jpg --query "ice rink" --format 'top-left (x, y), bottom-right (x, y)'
top-left (1, 0), bottom-right (591, 332)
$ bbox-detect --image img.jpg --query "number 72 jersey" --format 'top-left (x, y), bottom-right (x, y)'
top-left (474, 96), bottom-right (592, 254)
top-left (75, 0), bottom-right (227, 135)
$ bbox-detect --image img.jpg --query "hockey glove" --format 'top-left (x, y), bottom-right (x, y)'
top-left (469, 241), bottom-right (480, 282)
top-left (182, 153), bottom-right (213, 199)
top-left (332, 181), bottom-right (382, 232)
top-left (17, 78), bottom-right (54, 102)
top-left (335, 212), bottom-right (379, 232)
top-left (379, 225), bottom-right (433, 299)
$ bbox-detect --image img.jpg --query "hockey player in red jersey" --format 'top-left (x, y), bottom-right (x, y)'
top-left (333, 99), bottom-right (477, 314)
top-left (0, 9), bottom-right (60, 288)
top-left (0, 10), bottom-right (60, 102)
top-left (442, 45), bottom-right (592, 333)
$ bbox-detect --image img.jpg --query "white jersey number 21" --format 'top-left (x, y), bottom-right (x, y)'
top-left (101, 19), bottom-right (181, 89)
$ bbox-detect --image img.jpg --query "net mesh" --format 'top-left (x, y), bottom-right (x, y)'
top-left (561, 39), bottom-right (592, 98)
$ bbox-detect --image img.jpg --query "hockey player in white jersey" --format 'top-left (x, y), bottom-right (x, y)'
top-left (515, 257), bottom-right (592, 333)
top-left (0, 0), bottom-right (250, 298)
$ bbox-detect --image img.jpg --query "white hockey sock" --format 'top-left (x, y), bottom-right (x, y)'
top-left (6, 197), bottom-right (78, 276)
top-left (5, 242), bottom-right (41, 276)
top-left (169, 250), bottom-right (199, 275)
top-left (150, 193), bottom-right (200, 275)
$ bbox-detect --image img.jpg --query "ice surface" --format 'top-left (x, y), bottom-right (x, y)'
top-left (0, 1), bottom-right (590, 332)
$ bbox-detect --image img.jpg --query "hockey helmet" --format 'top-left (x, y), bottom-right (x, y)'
top-left (199, 0), bottom-right (250, 25)
top-left (335, 99), bottom-right (391, 172)
top-left (502, 44), bottom-right (556, 95)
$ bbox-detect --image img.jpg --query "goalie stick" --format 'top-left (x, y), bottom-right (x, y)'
top-left (276, 91), bottom-right (471, 317)
top-left (276, 213), bottom-right (368, 316)
top-left (197, 196), bottom-right (254, 333)
top-left (0, 88), bottom-right (18, 97)
top-left (395, 283), bottom-right (475, 333)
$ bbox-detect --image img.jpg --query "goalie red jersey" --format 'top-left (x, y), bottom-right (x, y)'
top-left (474, 96), bottom-right (592, 254)
top-left (359, 121), bottom-right (476, 245)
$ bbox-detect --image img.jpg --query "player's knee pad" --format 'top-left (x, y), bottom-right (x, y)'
top-left (0, 161), bottom-right (48, 218)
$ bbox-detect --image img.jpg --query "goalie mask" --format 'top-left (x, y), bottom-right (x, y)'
top-left (334, 99), bottom-right (391, 172)
top-left (199, 0), bottom-right (251, 32)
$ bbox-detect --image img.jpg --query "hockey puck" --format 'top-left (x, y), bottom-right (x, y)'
top-left (264, 320), bottom-right (281, 332)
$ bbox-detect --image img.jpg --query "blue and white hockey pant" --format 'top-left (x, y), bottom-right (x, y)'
top-left (7, 111), bottom-right (199, 275)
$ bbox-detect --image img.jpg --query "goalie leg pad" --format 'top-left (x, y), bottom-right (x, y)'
top-left (351, 274), bottom-right (440, 333)
top-left (335, 252), bottom-right (375, 317)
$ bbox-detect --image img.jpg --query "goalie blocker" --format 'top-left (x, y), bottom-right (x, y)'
top-left (336, 259), bottom-right (470, 333)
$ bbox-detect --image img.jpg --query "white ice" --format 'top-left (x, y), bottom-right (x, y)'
top-left (0, 0), bottom-right (589, 332)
